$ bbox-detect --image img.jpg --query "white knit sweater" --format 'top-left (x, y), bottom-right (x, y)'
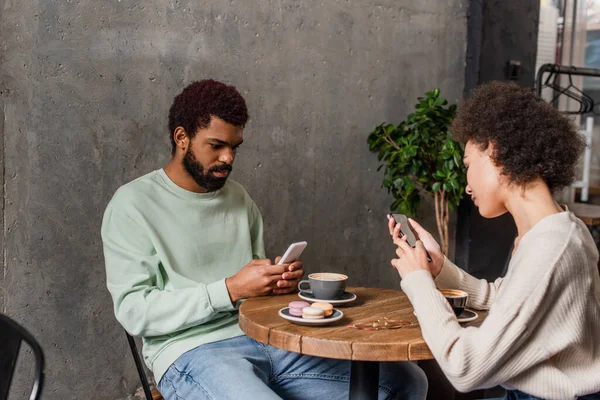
top-left (401, 211), bottom-right (600, 400)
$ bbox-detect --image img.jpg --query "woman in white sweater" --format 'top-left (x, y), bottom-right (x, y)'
top-left (389, 81), bottom-right (600, 400)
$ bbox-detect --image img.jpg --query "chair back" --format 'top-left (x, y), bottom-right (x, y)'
top-left (0, 314), bottom-right (45, 400)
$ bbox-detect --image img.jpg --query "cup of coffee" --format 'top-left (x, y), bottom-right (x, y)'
top-left (439, 289), bottom-right (468, 317)
top-left (297, 273), bottom-right (348, 300)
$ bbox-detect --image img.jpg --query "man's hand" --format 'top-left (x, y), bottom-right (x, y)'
top-left (272, 257), bottom-right (304, 295)
top-left (225, 259), bottom-right (286, 303)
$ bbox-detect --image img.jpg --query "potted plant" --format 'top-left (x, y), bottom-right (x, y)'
top-left (367, 88), bottom-right (466, 256)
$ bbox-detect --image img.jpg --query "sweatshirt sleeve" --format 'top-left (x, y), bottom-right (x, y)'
top-left (400, 243), bottom-right (565, 393)
top-left (101, 203), bottom-right (235, 338)
top-left (434, 257), bottom-right (504, 311)
top-left (249, 201), bottom-right (266, 260)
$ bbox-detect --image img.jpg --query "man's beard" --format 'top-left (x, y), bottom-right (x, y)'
top-left (183, 148), bottom-right (232, 192)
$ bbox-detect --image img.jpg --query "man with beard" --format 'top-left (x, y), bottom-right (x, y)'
top-left (101, 79), bottom-right (427, 399)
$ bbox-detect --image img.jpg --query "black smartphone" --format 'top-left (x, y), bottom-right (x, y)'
top-left (391, 214), bottom-right (418, 246)
top-left (390, 213), bottom-right (432, 262)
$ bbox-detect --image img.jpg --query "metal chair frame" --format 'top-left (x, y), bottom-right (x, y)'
top-left (125, 330), bottom-right (155, 400)
top-left (0, 314), bottom-right (45, 400)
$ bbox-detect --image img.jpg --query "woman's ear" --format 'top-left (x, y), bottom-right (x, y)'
top-left (485, 142), bottom-right (508, 185)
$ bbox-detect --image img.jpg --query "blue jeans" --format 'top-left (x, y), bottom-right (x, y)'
top-left (488, 389), bottom-right (600, 399)
top-left (158, 335), bottom-right (428, 400)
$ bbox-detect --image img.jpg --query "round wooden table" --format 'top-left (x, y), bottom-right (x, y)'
top-left (239, 286), bottom-right (486, 399)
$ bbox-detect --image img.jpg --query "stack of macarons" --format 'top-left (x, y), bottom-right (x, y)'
top-left (288, 300), bottom-right (334, 319)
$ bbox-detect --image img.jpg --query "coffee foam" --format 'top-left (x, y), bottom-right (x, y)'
top-left (439, 289), bottom-right (468, 298)
top-left (310, 273), bottom-right (347, 281)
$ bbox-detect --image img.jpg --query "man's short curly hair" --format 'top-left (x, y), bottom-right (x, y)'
top-left (451, 81), bottom-right (585, 193)
top-left (168, 79), bottom-right (249, 154)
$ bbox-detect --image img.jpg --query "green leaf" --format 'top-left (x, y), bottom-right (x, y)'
top-left (366, 88), bottom-right (466, 217)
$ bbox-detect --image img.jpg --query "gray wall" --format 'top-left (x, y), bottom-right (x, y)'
top-left (0, 0), bottom-right (467, 398)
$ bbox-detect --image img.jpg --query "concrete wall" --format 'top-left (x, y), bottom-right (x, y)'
top-left (456, 0), bottom-right (540, 281)
top-left (0, 0), bottom-right (467, 398)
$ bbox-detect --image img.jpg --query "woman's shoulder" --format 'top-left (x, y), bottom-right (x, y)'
top-left (519, 211), bottom-right (598, 270)
top-left (524, 211), bottom-right (588, 242)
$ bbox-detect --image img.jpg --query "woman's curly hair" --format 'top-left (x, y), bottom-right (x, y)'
top-left (451, 81), bottom-right (585, 192)
top-left (168, 79), bottom-right (248, 154)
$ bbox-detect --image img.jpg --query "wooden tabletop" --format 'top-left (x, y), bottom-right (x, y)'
top-left (239, 286), bottom-right (486, 362)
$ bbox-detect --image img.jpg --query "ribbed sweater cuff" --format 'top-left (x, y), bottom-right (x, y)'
top-left (401, 269), bottom-right (459, 329)
top-left (206, 278), bottom-right (237, 312)
top-left (401, 269), bottom-right (438, 306)
top-left (434, 256), bottom-right (463, 289)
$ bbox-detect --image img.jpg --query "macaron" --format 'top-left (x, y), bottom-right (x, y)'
top-left (302, 306), bottom-right (325, 319)
top-left (288, 301), bottom-right (310, 317)
top-left (311, 302), bottom-right (334, 317)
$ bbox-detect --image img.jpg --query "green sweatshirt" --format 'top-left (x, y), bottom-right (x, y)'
top-left (101, 169), bottom-right (265, 383)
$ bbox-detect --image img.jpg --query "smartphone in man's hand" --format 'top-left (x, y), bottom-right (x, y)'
top-left (277, 241), bottom-right (307, 265)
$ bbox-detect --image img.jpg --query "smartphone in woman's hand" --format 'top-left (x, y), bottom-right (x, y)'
top-left (390, 214), bottom-right (432, 262)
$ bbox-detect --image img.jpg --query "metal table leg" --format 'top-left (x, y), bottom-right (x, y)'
top-left (349, 360), bottom-right (379, 400)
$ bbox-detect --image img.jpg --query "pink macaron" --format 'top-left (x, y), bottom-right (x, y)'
top-left (288, 301), bottom-right (310, 317)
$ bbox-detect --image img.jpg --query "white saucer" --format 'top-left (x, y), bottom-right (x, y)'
top-left (297, 291), bottom-right (357, 305)
top-left (413, 309), bottom-right (478, 323)
top-left (279, 307), bottom-right (344, 326)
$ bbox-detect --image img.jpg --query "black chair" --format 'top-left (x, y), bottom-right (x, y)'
top-left (125, 330), bottom-right (162, 400)
top-left (0, 314), bottom-right (45, 400)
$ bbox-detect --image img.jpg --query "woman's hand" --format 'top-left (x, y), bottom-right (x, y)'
top-left (387, 215), bottom-right (445, 278)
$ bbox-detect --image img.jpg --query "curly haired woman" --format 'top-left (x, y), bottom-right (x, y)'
top-left (388, 81), bottom-right (600, 400)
